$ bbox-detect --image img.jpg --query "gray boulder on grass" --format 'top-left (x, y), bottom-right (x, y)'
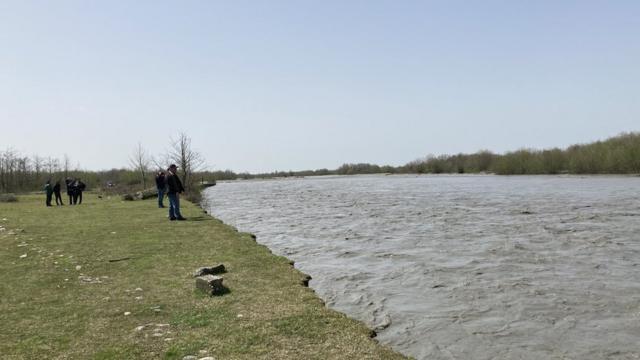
top-left (193, 264), bottom-right (226, 277)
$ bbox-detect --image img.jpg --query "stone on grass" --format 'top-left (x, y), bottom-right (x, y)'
top-left (193, 264), bottom-right (226, 277)
top-left (195, 275), bottom-right (224, 295)
top-left (182, 356), bottom-right (197, 360)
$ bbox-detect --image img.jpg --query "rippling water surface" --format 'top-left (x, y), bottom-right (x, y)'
top-left (205, 175), bottom-right (640, 359)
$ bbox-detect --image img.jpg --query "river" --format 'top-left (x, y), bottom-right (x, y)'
top-left (204, 174), bottom-right (640, 359)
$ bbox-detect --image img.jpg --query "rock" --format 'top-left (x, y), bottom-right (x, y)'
top-left (124, 312), bottom-right (131, 316)
top-left (195, 275), bottom-right (225, 296)
top-left (75, 265), bottom-right (82, 271)
top-left (300, 274), bottom-right (312, 287)
top-left (182, 356), bottom-right (197, 360)
top-left (135, 287), bottom-right (143, 292)
top-left (78, 275), bottom-right (102, 284)
top-left (374, 315), bottom-right (392, 331)
top-left (198, 357), bottom-right (215, 360)
top-left (19, 254), bottom-right (27, 259)
top-left (135, 188), bottom-right (158, 200)
top-left (135, 325), bottom-right (146, 331)
top-left (193, 264), bottom-right (226, 277)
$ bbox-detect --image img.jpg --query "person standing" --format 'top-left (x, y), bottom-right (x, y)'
top-left (76, 179), bottom-right (86, 204)
top-left (65, 178), bottom-right (74, 205)
top-left (166, 164), bottom-right (186, 221)
top-left (44, 180), bottom-right (53, 207)
top-left (155, 171), bottom-right (166, 208)
top-left (53, 180), bottom-right (64, 206)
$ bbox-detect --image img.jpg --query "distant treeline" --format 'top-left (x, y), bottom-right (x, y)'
top-left (1, 132), bottom-right (638, 193)
top-left (404, 132), bottom-right (640, 175)
top-left (242, 132), bottom-right (640, 178)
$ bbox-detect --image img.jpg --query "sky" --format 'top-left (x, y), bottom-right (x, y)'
top-left (0, 1), bottom-right (638, 173)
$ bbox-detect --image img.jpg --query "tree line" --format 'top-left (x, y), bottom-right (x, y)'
top-left (402, 132), bottom-right (640, 175)
top-left (0, 133), bottom-right (213, 196)
top-left (245, 132), bottom-right (640, 178)
top-left (1, 132), bottom-right (638, 194)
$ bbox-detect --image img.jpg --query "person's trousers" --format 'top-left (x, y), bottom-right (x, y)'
top-left (45, 193), bottom-right (52, 206)
top-left (168, 193), bottom-right (183, 219)
top-left (54, 192), bottom-right (63, 205)
top-left (158, 188), bottom-right (165, 208)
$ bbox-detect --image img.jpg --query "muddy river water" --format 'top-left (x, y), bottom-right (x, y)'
top-left (205, 175), bottom-right (640, 359)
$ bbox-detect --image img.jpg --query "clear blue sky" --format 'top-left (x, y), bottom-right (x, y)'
top-left (1, 1), bottom-right (638, 173)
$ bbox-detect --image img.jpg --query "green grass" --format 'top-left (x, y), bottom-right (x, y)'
top-left (0, 194), bottom-right (406, 359)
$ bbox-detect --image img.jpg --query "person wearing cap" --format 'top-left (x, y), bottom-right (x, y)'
top-left (166, 164), bottom-right (186, 221)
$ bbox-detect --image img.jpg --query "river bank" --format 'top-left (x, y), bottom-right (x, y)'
top-left (0, 194), bottom-right (404, 359)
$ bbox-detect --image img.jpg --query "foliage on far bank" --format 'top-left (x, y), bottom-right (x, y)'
top-left (2, 132), bottom-right (639, 194)
top-left (247, 132), bottom-right (640, 177)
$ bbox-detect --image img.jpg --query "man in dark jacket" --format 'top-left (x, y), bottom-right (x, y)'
top-left (155, 171), bottom-right (166, 208)
top-left (75, 179), bottom-right (86, 204)
top-left (53, 180), bottom-right (64, 206)
top-left (44, 180), bottom-right (53, 207)
top-left (166, 164), bottom-right (186, 221)
top-left (65, 178), bottom-right (74, 205)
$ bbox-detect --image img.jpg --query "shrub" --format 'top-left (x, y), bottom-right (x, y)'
top-left (0, 193), bottom-right (18, 202)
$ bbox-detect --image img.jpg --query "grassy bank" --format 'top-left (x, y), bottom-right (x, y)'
top-left (0, 194), bottom-right (405, 359)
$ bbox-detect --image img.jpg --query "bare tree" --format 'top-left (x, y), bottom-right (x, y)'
top-left (152, 153), bottom-right (171, 172)
top-left (63, 154), bottom-right (71, 179)
top-left (33, 155), bottom-right (43, 184)
top-left (168, 132), bottom-right (205, 191)
top-left (129, 142), bottom-right (151, 189)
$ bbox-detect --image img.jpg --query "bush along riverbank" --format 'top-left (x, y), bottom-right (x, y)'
top-left (0, 194), bottom-right (406, 359)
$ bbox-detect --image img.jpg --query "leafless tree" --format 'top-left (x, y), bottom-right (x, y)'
top-left (168, 132), bottom-right (205, 191)
top-left (63, 154), bottom-right (71, 179)
top-left (33, 155), bottom-right (43, 184)
top-left (129, 142), bottom-right (151, 189)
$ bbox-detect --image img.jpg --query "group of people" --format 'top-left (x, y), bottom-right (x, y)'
top-left (42, 165), bottom-right (185, 222)
top-left (155, 164), bottom-right (187, 221)
top-left (44, 178), bottom-right (86, 206)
